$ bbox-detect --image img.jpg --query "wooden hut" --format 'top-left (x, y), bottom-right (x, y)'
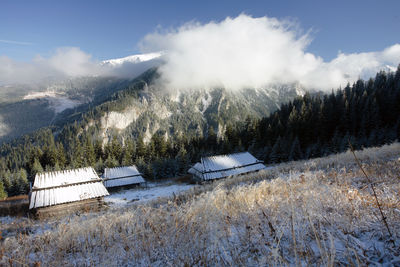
top-left (29, 167), bottom-right (109, 218)
top-left (188, 152), bottom-right (267, 181)
top-left (103, 165), bottom-right (145, 190)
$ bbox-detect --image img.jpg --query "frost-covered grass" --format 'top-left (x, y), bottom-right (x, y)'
top-left (1, 143), bottom-right (400, 266)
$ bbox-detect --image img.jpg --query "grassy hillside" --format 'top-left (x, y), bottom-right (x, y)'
top-left (1, 143), bottom-right (400, 266)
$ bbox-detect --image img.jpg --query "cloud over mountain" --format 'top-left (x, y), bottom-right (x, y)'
top-left (0, 48), bottom-right (160, 85)
top-left (0, 14), bottom-right (399, 90)
top-left (141, 14), bottom-right (400, 91)
top-left (0, 47), bottom-right (101, 85)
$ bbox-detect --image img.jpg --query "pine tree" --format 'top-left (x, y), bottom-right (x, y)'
top-left (72, 138), bottom-right (86, 168)
top-left (104, 155), bottom-right (119, 168)
top-left (289, 137), bottom-right (303, 161)
top-left (95, 158), bottom-right (104, 173)
top-left (136, 136), bottom-right (146, 159)
top-left (121, 139), bottom-right (136, 165)
top-left (110, 136), bottom-right (122, 162)
top-left (84, 137), bottom-right (96, 166)
top-left (0, 170), bottom-right (12, 195)
top-left (41, 145), bottom-right (58, 168)
top-left (269, 136), bottom-right (284, 163)
top-left (176, 144), bottom-right (189, 175)
top-left (17, 169), bottom-right (29, 195)
top-left (94, 140), bottom-right (104, 161)
top-left (206, 126), bottom-right (217, 150)
top-left (56, 143), bottom-right (67, 168)
top-left (31, 158), bottom-right (44, 177)
top-left (144, 163), bottom-right (154, 180)
top-left (0, 180), bottom-right (7, 199)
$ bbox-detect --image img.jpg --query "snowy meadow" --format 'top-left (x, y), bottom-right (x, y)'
top-left (1, 143), bottom-right (400, 266)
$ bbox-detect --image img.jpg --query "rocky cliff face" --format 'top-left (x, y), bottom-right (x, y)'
top-left (86, 79), bottom-right (304, 144)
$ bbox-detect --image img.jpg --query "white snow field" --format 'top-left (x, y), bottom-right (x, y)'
top-left (1, 143), bottom-right (400, 266)
top-left (105, 182), bottom-right (194, 206)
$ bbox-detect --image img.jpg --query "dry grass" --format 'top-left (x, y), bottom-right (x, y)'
top-left (1, 143), bottom-right (400, 266)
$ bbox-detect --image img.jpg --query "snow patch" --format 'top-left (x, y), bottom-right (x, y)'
top-left (101, 52), bottom-right (162, 67)
top-left (201, 92), bottom-right (212, 113)
top-left (153, 103), bottom-right (172, 119)
top-left (0, 216), bottom-right (16, 225)
top-left (217, 123), bottom-right (226, 139)
top-left (23, 91), bottom-right (82, 113)
top-left (294, 83), bottom-right (305, 97)
top-left (105, 183), bottom-right (194, 206)
top-left (171, 91), bottom-right (181, 102)
top-left (23, 91), bottom-right (58, 100)
top-left (143, 122), bottom-right (157, 143)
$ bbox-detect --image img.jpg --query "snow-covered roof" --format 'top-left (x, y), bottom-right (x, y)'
top-left (188, 163), bottom-right (204, 178)
top-left (29, 167), bottom-right (109, 209)
top-left (103, 165), bottom-right (145, 188)
top-left (189, 152), bottom-right (267, 180)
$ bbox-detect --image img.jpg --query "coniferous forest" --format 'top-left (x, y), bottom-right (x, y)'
top-left (0, 67), bottom-right (399, 197)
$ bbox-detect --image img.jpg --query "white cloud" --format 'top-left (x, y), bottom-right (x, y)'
top-left (0, 47), bottom-right (100, 85)
top-left (0, 47), bottom-right (158, 86)
top-left (1, 15), bottom-right (399, 91)
top-left (42, 47), bottom-right (101, 77)
top-left (141, 14), bottom-right (400, 91)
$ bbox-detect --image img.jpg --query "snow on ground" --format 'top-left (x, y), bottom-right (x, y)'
top-left (101, 52), bottom-right (162, 67)
top-left (23, 91), bottom-right (59, 100)
top-left (0, 216), bottom-right (16, 225)
top-left (23, 91), bottom-right (82, 113)
top-left (201, 92), bottom-right (212, 113)
top-left (105, 183), bottom-right (194, 206)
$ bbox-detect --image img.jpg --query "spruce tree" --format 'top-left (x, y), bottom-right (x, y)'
top-left (94, 140), bottom-right (104, 161)
top-left (31, 158), bottom-right (44, 177)
top-left (289, 137), bottom-right (303, 161)
top-left (136, 136), bottom-right (146, 159)
top-left (104, 155), bottom-right (118, 168)
top-left (17, 169), bottom-right (29, 195)
top-left (269, 136), bottom-right (284, 163)
top-left (56, 143), bottom-right (67, 168)
top-left (84, 137), bottom-right (96, 166)
top-left (0, 180), bottom-right (7, 199)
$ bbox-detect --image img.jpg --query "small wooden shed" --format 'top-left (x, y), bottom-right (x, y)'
top-left (188, 152), bottom-right (267, 181)
top-left (29, 167), bottom-right (109, 218)
top-left (103, 165), bottom-right (145, 190)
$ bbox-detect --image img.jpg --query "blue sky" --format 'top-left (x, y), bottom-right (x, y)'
top-left (1, 0), bottom-right (399, 62)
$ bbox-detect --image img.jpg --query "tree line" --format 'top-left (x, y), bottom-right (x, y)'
top-left (0, 66), bottom-right (399, 197)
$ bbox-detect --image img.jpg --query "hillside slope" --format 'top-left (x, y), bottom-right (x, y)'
top-left (0, 67), bottom-right (303, 144)
top-left (0, 77), bottom-right (131, 143)
top-left (2, 143), bottom-right (399, 266)
top-left (86, 81), bottom-right (303, 144)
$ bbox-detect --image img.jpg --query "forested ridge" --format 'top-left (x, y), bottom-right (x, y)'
top-left (0, 66), bottom-right (399, 197)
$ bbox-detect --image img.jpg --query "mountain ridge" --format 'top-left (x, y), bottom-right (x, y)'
top-left (0, 66), bottom-right (305, 144)
top-left (101, 52), bottom-right (163, 67)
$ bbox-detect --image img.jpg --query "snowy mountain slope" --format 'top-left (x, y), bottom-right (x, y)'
top-left (78, 68), bottom-right (304, 145)
top-left (0, 57), bottom-right (304, 144)
top-left (101, 52), bottom-right (162, 67)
